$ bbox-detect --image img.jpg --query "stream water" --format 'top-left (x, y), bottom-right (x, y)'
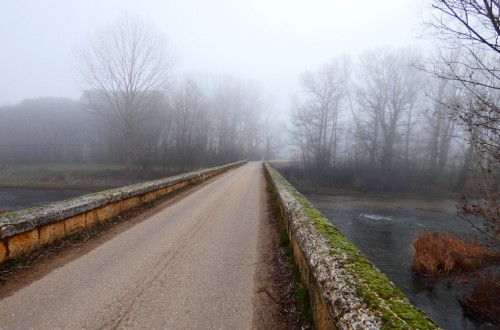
top-left (306, 194), bottom-right (496, 330)
top-left (0, 187), bottom-right (96, 212)
top-left (1, 187), bottom-right (496, 328)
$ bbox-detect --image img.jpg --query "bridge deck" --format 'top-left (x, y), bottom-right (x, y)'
top-left (0, 162), bottom-right (268, 329)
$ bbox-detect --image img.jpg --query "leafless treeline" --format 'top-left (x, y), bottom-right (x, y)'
top-left (289, 47), bottom-right (485, 192)
top-left (0, 16), bottom-right (282, 172)
top-left (0, 76), bottom-right (281, 171)
top-left (0, 98), bottom-right (89, 165)
top-left (289, 0), bottom-right (499, 240)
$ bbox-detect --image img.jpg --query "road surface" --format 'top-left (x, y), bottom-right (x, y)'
top-left (0, 162), bottom-right (268, 329)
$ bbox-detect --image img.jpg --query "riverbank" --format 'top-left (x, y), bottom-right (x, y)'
top-left (273, 161), bottom-right (462, 200)
top-left (305, 193), bottom-right (498, 329)
top-left (0, 164), bottom-right (180, 190)
top-left (286, 178), bottom-right (461, 201)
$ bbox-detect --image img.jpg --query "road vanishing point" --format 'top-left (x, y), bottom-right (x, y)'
top-left (0, 162), bottom-right (270, 329)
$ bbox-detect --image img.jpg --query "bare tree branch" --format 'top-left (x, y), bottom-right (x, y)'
top-left (76, 15), bottom-right (174, 175)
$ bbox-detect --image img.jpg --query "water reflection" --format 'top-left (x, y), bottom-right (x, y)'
top-left (306, 194), bottom-right (493, 330)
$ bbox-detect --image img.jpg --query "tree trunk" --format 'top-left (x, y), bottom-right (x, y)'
top-left (125, 129), bottom-right (133, 176)
top-left (455, 143), bottom-right (473, 192)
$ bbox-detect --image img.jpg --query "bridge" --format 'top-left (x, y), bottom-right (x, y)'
top-left (0, 162), bottom-right (437, 329)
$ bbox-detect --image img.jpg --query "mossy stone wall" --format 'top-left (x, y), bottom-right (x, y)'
top-left (0, 161), bottom-right (245, 264)
top-left (264, 162), bottom-right (438, 330)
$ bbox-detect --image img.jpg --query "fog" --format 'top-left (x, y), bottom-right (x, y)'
top-left (0, 0), bottom-right (422, 110)
top-left (0, 0), bottom-right (497, 201)
top-left (1, 2), bottom-right (499, 326)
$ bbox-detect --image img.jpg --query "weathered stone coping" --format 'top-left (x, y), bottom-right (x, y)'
top-left (0, 161), bottom-right (245, 263)
top-left (264, 162), bottom-right (438, 330)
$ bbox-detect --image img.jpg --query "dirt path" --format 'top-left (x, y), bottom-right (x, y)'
top-left (0, 162), bottom-right (277, 329)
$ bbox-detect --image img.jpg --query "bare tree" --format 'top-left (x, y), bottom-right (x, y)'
top-left (290, 58), bottom-right (348, 174)
top-left (171, 77), bottom-right (209, 170)
top-left (422, 0), bottom-right (499, 240)
top-left (207, 77), bottom-right (265, 163)
top-left (262, 102), bottom-right (283, 160)
top-left (354, 48), bottom-right (424, 177)
top-left (77, 15), bottom-right (174, 175)
top-left (424, 78), bottom-right (457, 183)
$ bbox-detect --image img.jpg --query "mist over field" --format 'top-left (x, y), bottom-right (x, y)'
top-left (0, 0), bottom-right (497, 235)
top-left (1, 0), bottom-right (497, 237)
top-left (0, 1), bottom-right (423, 170)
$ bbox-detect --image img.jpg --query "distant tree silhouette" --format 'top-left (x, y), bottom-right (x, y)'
top-left (77, 15), bottom-right (174, 175)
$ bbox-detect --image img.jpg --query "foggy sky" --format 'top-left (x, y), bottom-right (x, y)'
top-left (0, 0), bottom-right (424, 112)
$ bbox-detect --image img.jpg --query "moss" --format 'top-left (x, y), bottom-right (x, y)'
top-left (0, 206), bottom-right (44, 221)
top-left (265, 167), bottom-right (314, 329)
top-left (265, 163), bottom-right (438, 330)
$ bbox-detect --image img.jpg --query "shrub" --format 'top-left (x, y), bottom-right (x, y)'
top-left (411, 231), bottom-right (496, 279)
top-left (461, 273), bottom-right (500, 325)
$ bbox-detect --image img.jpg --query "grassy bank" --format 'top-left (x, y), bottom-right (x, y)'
top-left (0, 164), bottom-right (180, 190)
top-left (273, 162), bottom-right (461, 200)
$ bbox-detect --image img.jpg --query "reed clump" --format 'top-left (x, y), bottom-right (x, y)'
top-left (412, 231), bottom-right (496, 279)
top-left (461, 273), bottom-right (500, 325)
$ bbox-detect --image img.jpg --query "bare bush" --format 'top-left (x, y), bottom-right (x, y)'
top-left (411, 231), bottom-right (496, 279)
top-left (461, 273), bottom-right (500, 325)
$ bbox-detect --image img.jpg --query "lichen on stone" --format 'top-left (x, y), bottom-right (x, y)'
top-left (264, 162), bottom-right (439, 330)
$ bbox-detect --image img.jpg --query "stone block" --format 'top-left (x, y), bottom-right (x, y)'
top-left (65, 214), bottom-right (86, 235)
top-left (122, 196), bottom-right (141, 211)
top-left (0, 241), bottom-right (7, 263)
top-left (96, 205), bottom-right (116, 222)
top-left (112, 202), bottom-right (123, 217)
top-left (8, 229), bottom-right (39, 258)
top-left (39, 221), bottom-right (65, 245)
top-left (143, 191), bottom-right (157, 203)
top-left (157, 187), bottom-right (170, 197)
top-left (85, 209), bottom-right (99, 227)
top-left (176, 182), bottom-right (188, 190)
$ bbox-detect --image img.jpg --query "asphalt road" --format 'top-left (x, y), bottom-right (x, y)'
top-left (0, 162), bottom-right (268, 329)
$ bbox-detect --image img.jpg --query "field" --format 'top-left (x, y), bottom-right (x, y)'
top-left (0, 163), bottom-right (180, 189)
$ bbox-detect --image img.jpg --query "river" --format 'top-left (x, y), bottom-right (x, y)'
top-left (0, 187), bottom-right (494, 328)
top-left (0, 187), bottom-right (97, 212)
top-left (306, 194), bottom-right (495, 330)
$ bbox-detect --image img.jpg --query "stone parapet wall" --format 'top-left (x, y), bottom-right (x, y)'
top-left (0, 161), bottom-right (246, 264)
top-left (264, 162), bottom-right (438, 330)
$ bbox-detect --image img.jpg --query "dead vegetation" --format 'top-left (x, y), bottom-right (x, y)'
top-left (412, 232), bottom-right (496, 279)
top-left (253, 196), bottom-right (311, 329)
top-left (412, 231), bottom-right (499, 325)
top-left (461, 273), bottom-right (500, 325)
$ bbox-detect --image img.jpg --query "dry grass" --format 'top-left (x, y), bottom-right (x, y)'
top-left (413, 231), bottom-right (500, 325)
top-left (411, 231), bottom-right (497, 279)
top-left (461, 273), bottom-right (500, 325)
